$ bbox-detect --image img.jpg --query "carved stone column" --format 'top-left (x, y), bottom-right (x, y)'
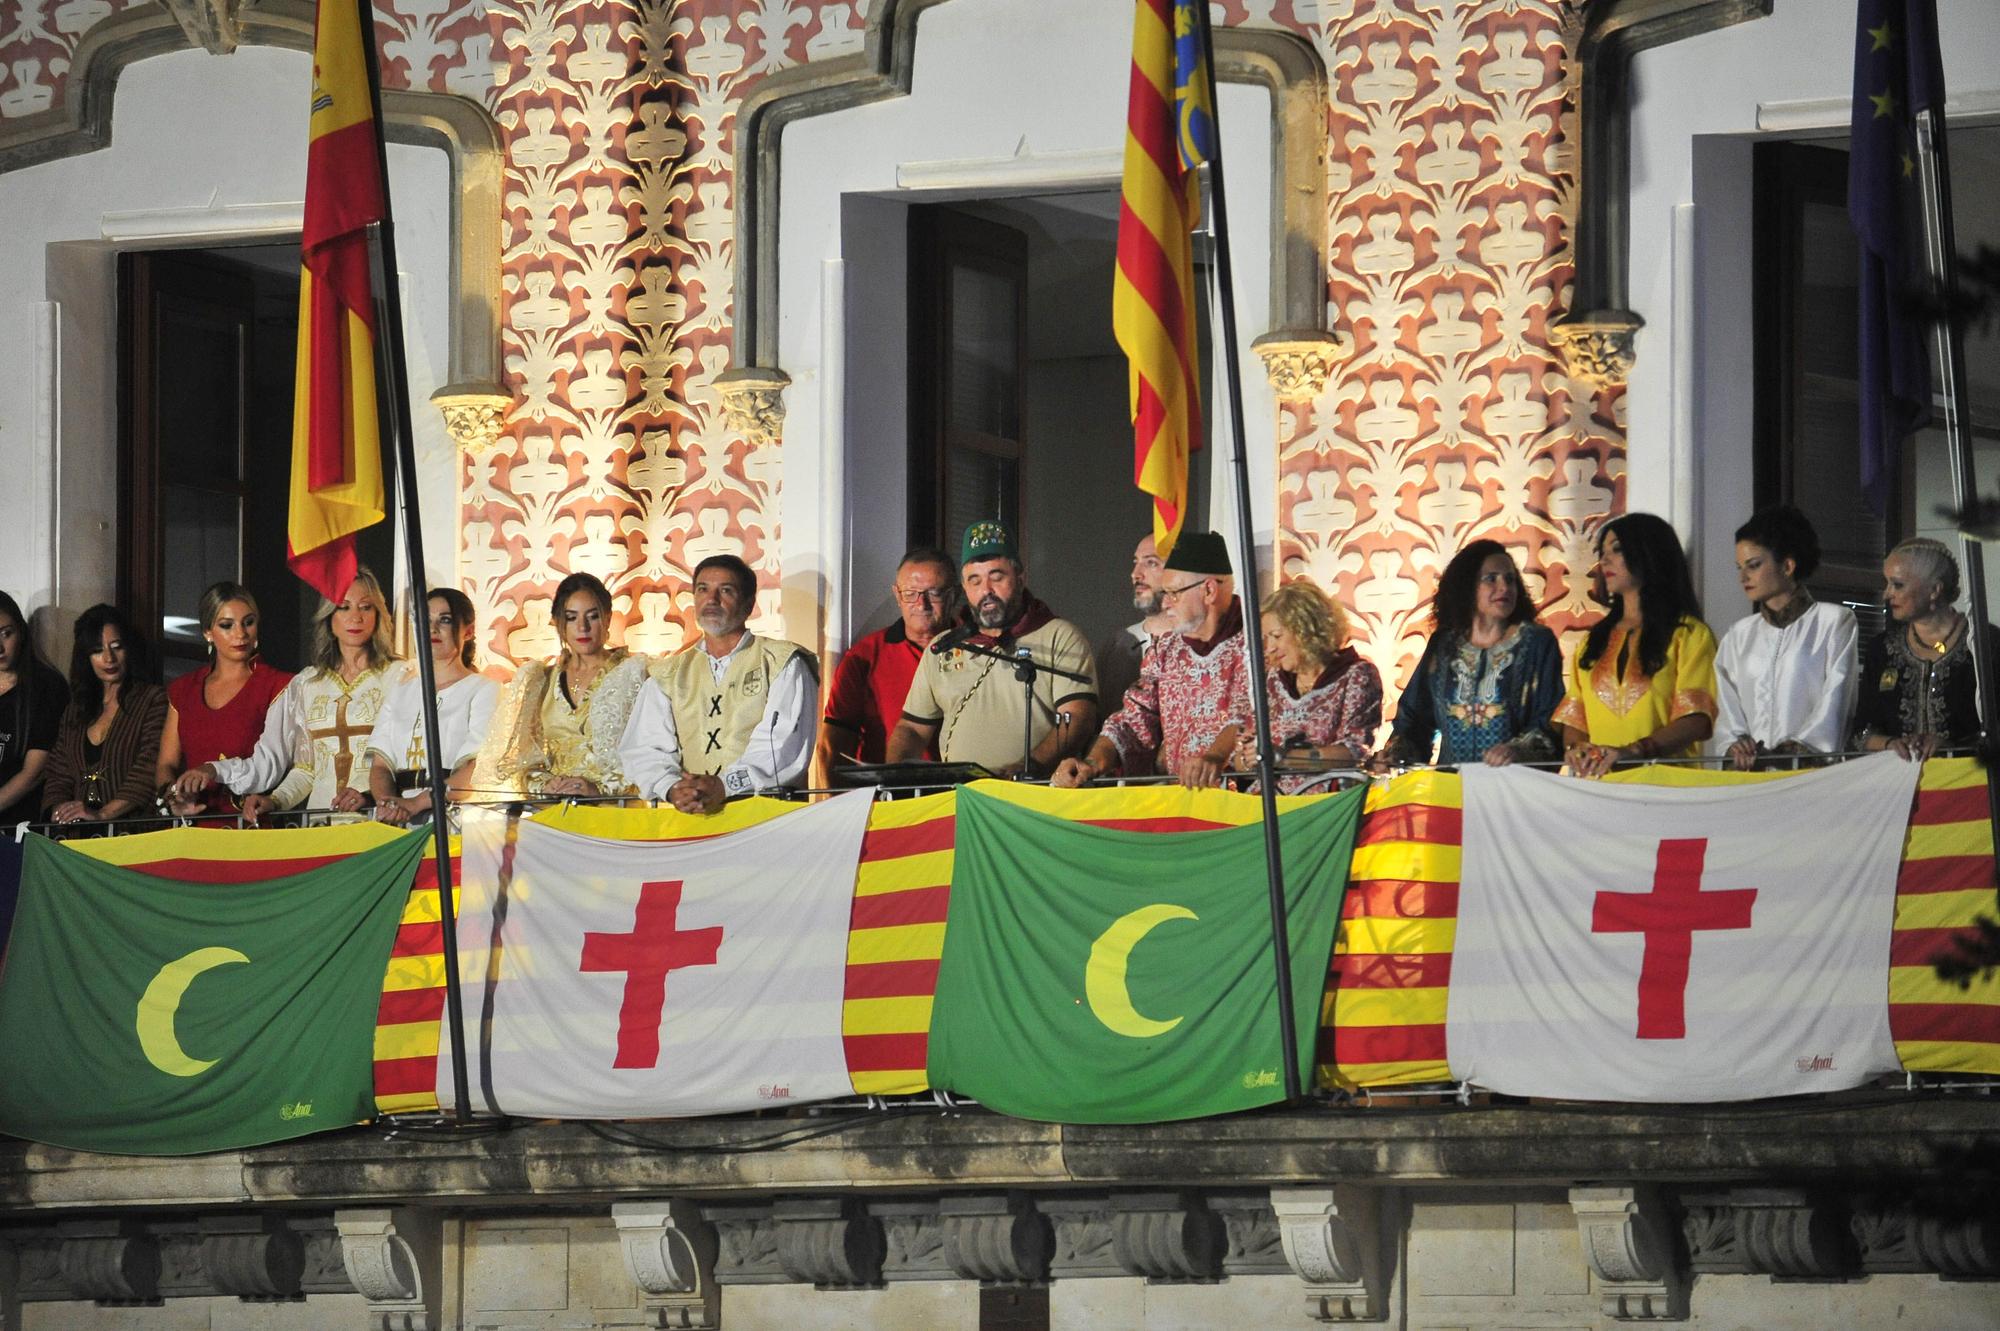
top-left (198, 1214), bottom-right (304, 1301)
top-left (939, 1193), bottom-right (1051, 1285)
top-left (56, 1218), bottom-right (159, 1304)
top-left (715, 367), bottom-right (793, 447)
top-left (1108, 1192), bottom-right (1223, 1283)
top-left (770, 1198), bottom-right (883, 1290)
top-left (1569, 1186), bottom-right (1683, 1321)
top-left (430, 385), bottom-right (513, 454)
top-left (612, 1200), bottom-right (719, 1330)
top-left (335, 1207), bottom-right (442, 1331)
top-left (1253, 330), bottom-right (1351, 403)
top-left (1269, 1186), bottom-right (1383, 1323)
top-left (1551, 314), bottom-right (1644, 390)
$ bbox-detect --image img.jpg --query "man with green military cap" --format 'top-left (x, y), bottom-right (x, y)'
top-left (1052, 530), bottom-right (1251, 789)
top-left (888, 521), bottom-right (1098, 775)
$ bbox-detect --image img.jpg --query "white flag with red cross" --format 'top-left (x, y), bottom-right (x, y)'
top-left (1446, 754), bottom-right (1921, 1101)
top-left (438, 790), bottom-right (874, 1118)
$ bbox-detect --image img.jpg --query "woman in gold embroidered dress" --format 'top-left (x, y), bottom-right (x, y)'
top-left (479, 572), bottom-right (648, 797)
top-left (1554, 513), bottom-right (1719, 778)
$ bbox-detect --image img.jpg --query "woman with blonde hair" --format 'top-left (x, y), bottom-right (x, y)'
top-left (1856, 537), bottom-right (1999, 761)
top-left (157, 581), bottom-right (292, 816)
top-left (1203, 579), bottom-right (1381, 792)
top-left (478, 571), bottom-right (649, 797)
top-left (182, 568), bottom-right (399, 822)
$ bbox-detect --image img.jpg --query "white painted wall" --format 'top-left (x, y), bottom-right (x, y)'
top-left (0, 45), bottom-right (455, 654)
top-left (776, 0), bottom-right (1278, 660)
top-left (1626, 0), bottom-right (2000, 617)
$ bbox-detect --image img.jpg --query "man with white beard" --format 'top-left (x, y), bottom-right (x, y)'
top-left (620, 554), bottom-right (817, 814)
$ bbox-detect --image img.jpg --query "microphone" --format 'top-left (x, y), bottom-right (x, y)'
top-left (930, 624), bottom-right (974, 655)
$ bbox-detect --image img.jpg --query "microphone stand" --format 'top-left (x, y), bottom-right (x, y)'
top-left (945, 638), bottom-right (1093, 778)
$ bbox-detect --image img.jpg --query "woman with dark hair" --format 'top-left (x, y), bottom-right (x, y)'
top-left (1553, 513), bottom-right (1718, 778)
top-left (158, 581), bottom-right (293, 816)
top-left (478, 571), bottom-right (649, 797)
top-left (365, 588), bottom-right (499, 824)
top-left (183, 568), bottom-right (399, 822)
top-left (1712, 505), bottom-right (1858, 769)
top-left (1854, 537), bottom-right (1999, 761)
top-left (1376, 540), bottom-right (1562, 767)
top-left (42, 605), bottom-right (169, 826)
top-left (0, 592), bottom-right (68, 828)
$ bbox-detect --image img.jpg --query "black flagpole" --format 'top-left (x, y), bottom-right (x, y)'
top-left (353, 0), bottom-right (474, 1124)
top-left (1191, 0), bottom-right (1304, 1104)
top-left (1911, 106), bottom-right (2000, 897)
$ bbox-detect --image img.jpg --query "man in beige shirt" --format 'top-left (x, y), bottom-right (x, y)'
top-left (887, 521), bottom-right (1098, 776)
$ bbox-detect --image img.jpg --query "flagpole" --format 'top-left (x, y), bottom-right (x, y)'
top-left (1190, 0), bottom-right (1304, 1104)
top-left (1911, 107), bottom-right (2000, 895)
top-left (353, 0), bottom-right (475, 1125)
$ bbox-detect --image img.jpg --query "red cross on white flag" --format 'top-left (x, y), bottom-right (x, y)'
top-left (1447, 754), bottom-right (1919, 1102)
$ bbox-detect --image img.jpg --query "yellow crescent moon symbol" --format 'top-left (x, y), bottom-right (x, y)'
top-left (135, 947), bottom-right (249, 1077)
top-left (1085, 904), bottom-right (1196, 1039)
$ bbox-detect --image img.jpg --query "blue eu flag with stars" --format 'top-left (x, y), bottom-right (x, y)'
top-left (1848, 0), bottom-right (1945, 514)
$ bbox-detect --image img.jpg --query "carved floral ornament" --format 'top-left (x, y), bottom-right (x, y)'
top-left (1551, 313), bottom-right (1645, 390)
top-left (1253, 330), bottom-right (1353, 403)
top-left (430, 387), bottom-right (513, 454)
top-left (715, 367), bottom-right (794, 448)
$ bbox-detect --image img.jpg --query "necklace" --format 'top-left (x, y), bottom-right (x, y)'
top-left (1908, 612), bottom-right (1962, 658)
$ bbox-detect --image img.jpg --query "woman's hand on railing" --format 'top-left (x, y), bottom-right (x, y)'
top-left (545, 775), bottom-right (601, 798)
top-left (47, 800), bottom-right (97, 825)
top-left (1890, 734), bottom-right (1941, 763)
top-left (239, 794), bottom-right (276, 826)
top-left (330, 787), bottom-right (368, 814)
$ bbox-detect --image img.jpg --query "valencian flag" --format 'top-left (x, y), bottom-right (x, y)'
top-left (288, 0), bottom-right (390, 599)
top-left (0, 828), bottom-right (424, 1155)
top-left (1113, 0), bottom-right (1215, 561)
top-left (927, 783), bottom-right (1362, 1123)
top-left (1848, 0), bottom-right (1945, 513)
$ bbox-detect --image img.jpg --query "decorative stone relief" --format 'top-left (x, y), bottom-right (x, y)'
top-left (1550, 314), bottom-right (1642, 389)
top-left (706, 1205), bottom-right (785, 1286)
top-left (432, 386), bottom-right (514, 454)
top-left (1270, 1186), bottom-right (1383, 1322)
top-left (612, 1199), bottom-right (719, 1330)
top-left (869, 1201), bottom-right (952, 1282)
top-left (335, 1206), bottom-right (441, 1331)
top-left (6, 1234), bottom-right (62, 1302)
top-left (56, 1219), bottom-right (159, 1305)
top-left (1909, 1212), bottom-right (2000, 1280)
top-left (198, 1213), bottom-right (305, 1302)
top-left (1569, 1186), bottom-right (1682, 1321)
top-left (714, 366), bottom-right (792, 448)
top-left (1851, 1206), bottom-right (1926, 1274)
top-left (1109, 1192), bottom-right (1224, 1284)
top-left (1254, 331), bottom-right (1352, 403)
top-left (771, 1198), bottom-right (884, 1290)
top-left (1042, 1197), bottom-right (1122, 1280)
top-left (1206, 1193), bottom-right (1290, 1276)
top-left (1684, 1191), bottom-right (1851, 1281)
top-left (296, 1219), bottom-right (359, 1296)
top-left (939, 1193), bottom-right (1052, 1286)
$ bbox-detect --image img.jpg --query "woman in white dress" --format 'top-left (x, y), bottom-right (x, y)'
top-left (366, 588), bottom-right (500, 825)
top-left (180, 568), bottom-right (400, 821)
top-left (1712, 505), bottom-right (1858, 769)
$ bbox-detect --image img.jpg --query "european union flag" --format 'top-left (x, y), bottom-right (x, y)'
top-left (1848, 0), bottom-right (1945, 513)
top-left (1172, 0), bottom-right (1215, 171)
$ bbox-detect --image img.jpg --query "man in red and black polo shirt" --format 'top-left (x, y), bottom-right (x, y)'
top-left (812, 547), bottom-right (957, 782)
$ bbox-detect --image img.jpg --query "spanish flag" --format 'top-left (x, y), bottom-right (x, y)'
top-left (1113, 0), bottom-right (1213, 561)
top-left (288, 0), bottom-right (388, 601)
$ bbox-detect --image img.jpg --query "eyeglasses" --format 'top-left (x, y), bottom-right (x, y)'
top-left (1159, 580), bottom-right (1210, 601)
top-left (895, 589), bottom-right (949, 607)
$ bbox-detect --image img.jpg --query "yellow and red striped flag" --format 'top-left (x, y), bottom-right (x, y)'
top-left (287, 0), bottom-right (389, 601)
top-left (1113, 0), bottom-right (1213, 561)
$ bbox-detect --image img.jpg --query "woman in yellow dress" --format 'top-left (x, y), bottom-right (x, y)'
top-left (479, 572), bottom-right (649, 798)
top-left (1554, 513), bottom-right (1718, 777)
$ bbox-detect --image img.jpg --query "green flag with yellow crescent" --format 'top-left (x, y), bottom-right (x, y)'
top-left (926, 783), bottom-right (1363, 1122)
top-left (0, 829), bottom-right (425, 1155)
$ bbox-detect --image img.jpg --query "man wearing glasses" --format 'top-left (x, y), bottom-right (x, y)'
top-left (1051, 531), bottom-right (1250, 790)
top-left (814, 547), bottom-right (957, 780)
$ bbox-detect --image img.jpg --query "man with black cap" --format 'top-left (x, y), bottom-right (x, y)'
top-left (1051, 530), bottom-right (1250, 790)
top-left (887, 521), bottom-right (1098, 775)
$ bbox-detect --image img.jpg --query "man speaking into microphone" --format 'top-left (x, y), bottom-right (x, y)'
top-left (887, 521), bottom-right (1099, 776)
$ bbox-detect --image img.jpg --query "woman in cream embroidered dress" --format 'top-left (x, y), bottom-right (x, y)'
top-left (1554, 513), bottom-right (1719, 778)
top-left (479, 572), bottom-right (648, 798)
top-left (185, 569), bottom-right (400, 822)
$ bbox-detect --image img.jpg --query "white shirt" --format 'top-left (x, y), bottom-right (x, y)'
top-left (363, 666), bottom-right (500, 791)
top-left (1711, 598), bottom-right (1859, 756)
top-left (211, 665), bottom-right (393, 810)
top-left (618, 638), bottom-right (816, 800)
